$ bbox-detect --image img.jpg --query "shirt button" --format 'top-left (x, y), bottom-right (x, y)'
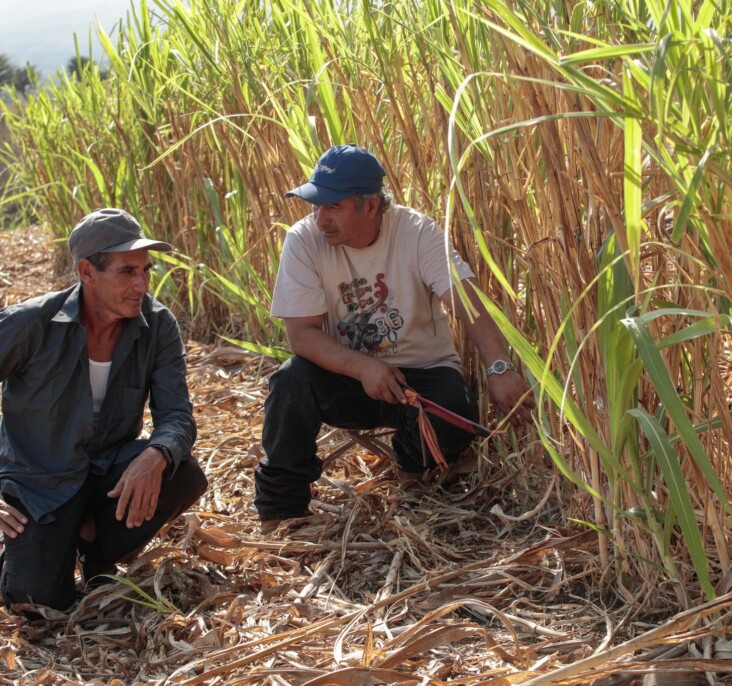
top-left (85, 425), bottom-right (93, 433)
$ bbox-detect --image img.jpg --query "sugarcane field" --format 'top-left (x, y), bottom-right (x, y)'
top-left (0, 1), bottom-right (731, 685)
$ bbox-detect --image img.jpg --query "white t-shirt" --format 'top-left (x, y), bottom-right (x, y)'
top-left (271, 204), bottom-right (475, 370)
top-left (89, 358), bottom-right (112, 415)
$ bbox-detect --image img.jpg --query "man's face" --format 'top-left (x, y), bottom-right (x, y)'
top-left (313, 196), bottom-right (380, 248)
top-left (82, 249), bottom-right (152, 320)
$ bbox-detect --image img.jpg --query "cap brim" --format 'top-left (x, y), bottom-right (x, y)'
top-left (285, 182), bottom-right (354, 205)
top-left (102, 238), bottom-right (173, 253)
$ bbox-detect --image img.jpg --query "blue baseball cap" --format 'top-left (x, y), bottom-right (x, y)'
top-left (286, 144), bottom-right (386, 205)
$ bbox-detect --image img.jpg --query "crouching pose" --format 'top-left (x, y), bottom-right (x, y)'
top-left (255, 145), bottom-right (534, 532)
top-left (0, 208), bottom-right (207, 613)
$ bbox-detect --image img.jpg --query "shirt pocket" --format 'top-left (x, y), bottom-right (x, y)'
top-left (121, 385), bottom-right (148, 416)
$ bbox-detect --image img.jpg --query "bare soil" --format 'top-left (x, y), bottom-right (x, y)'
top-left (0, 225), bottom-right (729, 686)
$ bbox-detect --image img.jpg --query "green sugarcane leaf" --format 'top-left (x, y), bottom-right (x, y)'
top-left (628, 408), bottom-right (714, 599)
top-left (622, 315), bottom-right (732, 515)
top-left (658, 315), bottom-right (732, 349)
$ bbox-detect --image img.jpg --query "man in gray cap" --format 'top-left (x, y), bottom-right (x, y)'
top-left (0, 208), bottom-right (207, 615)
top-left (255, 145), bottom-right (534, 532)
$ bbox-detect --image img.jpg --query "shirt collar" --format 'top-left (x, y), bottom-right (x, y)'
top-left (51, 284), bottom-right (83, 324)
top-left (50, 283), bottom-right (151, 331)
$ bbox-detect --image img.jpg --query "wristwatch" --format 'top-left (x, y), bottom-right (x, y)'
top-left (150, 443), bottom-right (172, 465)
top-left (485, 359), bottom-right (514, 377)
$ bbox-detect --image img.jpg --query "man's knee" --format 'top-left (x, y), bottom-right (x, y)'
top-left (184, 457), bottom-right (208, 504)
top-left (268, 355), bottom-right (318, 393)
top-left (263, 356), bottom-right (330, 428)
top-left (2, 576), bottom-right (75, 613)
top-left (1, 543), bottom-right (78, 612)
top-left (162, 457), bottom-right (207, 520)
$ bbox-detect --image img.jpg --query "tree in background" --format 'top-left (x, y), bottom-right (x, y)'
top-left (66, 55), bottom-right (108, 81)
top-left (0, 54), bottom-right (37, 96)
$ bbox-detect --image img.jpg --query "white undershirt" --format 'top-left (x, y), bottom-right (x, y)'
top-left (89, 359), bottom-right (112, 414)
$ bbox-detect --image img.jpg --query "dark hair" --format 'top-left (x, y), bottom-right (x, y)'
top-left (353, 188), bottom-right (393, 214)
top-left (84, 251), bottom-right (114, 272)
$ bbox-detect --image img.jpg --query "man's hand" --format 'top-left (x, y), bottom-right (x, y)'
top-left (0, 498), bottom-right (27, 538)
top-left (107, 447), bottom-right (167, 528)
top-left (486, 370), bottom-right (536, 428)
top-left (358, 358), bottom-right (408, 404)
top-left (284, 316), bottom-right (408, 403)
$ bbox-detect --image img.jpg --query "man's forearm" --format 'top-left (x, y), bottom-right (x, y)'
top-left (445, 281), bottom-right (511, 367)
top-left (284, 315), bottom-right (408, 404)
top-left (446, 280), bottom-right (535, 424)
top-left (290, 327), bottom-right (371, 380)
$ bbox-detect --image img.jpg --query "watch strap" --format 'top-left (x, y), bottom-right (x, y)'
top-left (149, 443), bottom-right (172, 465)
top-left (485, 359), bottom-right (514, 377)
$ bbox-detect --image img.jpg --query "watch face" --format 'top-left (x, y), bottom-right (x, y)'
top-left (493, 360), bottom-right (508, 374)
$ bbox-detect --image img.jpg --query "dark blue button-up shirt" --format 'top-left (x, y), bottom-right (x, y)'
top-left (0, 284), bottom-right (197, 523)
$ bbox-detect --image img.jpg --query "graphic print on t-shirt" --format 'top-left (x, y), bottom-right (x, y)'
top-left (336, 272), bottom-right (404, 357)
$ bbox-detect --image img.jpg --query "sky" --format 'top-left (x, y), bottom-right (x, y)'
top-left (0, 0), bottom-right (137, 80)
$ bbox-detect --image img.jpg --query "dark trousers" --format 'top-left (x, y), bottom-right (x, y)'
top-left (254, 356), bottom-right (479, 521)
top-left (0, 456), bottom-right (207, 612)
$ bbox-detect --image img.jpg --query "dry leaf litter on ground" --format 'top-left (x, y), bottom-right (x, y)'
top-left (0, 225), bottom-right (729, 686)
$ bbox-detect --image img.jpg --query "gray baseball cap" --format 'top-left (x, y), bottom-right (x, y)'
top-left (68, 208), bottom-right (173, 262)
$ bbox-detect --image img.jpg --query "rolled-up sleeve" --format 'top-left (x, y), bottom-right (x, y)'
top-left (146, 309), bottom-right (197, 471)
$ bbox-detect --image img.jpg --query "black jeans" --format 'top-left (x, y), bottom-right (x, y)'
top-left (254, 356), bottom-right (479, 521)
top-left (0, 453), bottom-right (207, 612)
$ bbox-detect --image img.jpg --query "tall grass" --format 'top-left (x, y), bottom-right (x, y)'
top-left (1, 0), bottom-right (730, 610)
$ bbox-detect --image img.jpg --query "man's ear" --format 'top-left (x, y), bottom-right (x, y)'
top-left (366, 195), bottom-right (381, 216)
top-left (77, 258), bottom-right (94, 283)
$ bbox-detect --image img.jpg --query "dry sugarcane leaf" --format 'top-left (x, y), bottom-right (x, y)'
top-left (375, 623), bottom-right (493, 669)
top-left (192, 526), bottom-right (243, 548)
top-left (300, 667), bottom-right (420, 686)
top-left (0, 645), bottom-right (18, 669)
top-left (195, 543), bottom-right (240, 566)
top-left (2, 224), bottom-right (730, 686)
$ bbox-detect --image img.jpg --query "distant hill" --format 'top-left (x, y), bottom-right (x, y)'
top-left (0, 3), bottom-right (131, 82)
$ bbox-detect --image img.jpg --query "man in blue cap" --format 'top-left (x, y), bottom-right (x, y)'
top-left (255, 145), bottom-right (534, 532)
top-left (0, 208), bottom-right (207, 615)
